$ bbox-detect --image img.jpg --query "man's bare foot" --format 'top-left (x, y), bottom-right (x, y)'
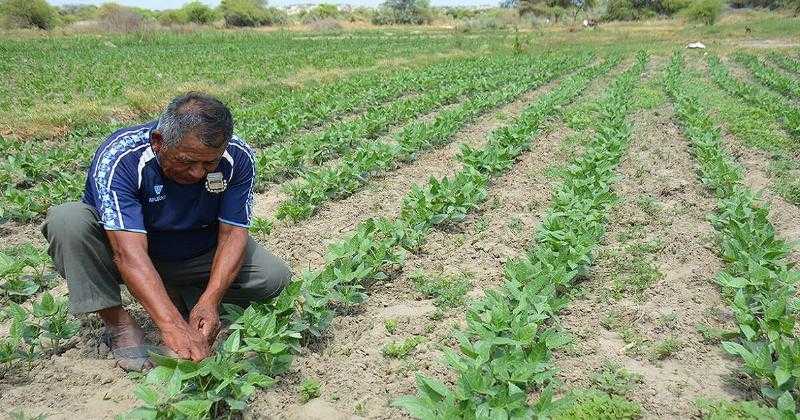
top-left (98, 306), bottom-right (153, 372)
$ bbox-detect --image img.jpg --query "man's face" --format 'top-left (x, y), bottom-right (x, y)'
top-left (151, 131), bottom-right (227, 185)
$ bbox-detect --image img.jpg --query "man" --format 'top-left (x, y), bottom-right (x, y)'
top-left (41, 92), bottom-right (291, 371)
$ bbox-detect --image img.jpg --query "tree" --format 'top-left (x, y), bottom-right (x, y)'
top-left (219, 0), bottom-right (285, 26)
top-left (372, 0), bottom-right (433, 24)
top-left (182, 1), bottom-right (217, 24)
top-left (0, 0), bottom-right (58, 30)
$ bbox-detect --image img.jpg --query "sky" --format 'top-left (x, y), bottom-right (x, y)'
top-left (48, 0), bottom-right (500, 8)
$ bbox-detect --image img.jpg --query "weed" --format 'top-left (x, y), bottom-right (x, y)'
top-left (299, 378), bottom-right (322, 403)
top-left (650, 336), bottom-right (683, 361)
top-left (384, 319), bottom-right (398, 334)
top-left (383, 336), bottom-right (424, 359)
top-left (411, 271), bottom-right (472, 310)
top-left (591, 362), bottom-right (643, 396)
top-left (696, 324), bottom-right (738, 344)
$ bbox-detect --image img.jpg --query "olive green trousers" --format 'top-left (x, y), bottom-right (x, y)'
top-left (41, 202), bottom-right (291, 315)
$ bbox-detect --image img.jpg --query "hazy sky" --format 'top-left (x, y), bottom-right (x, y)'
top-left (48, 0), bottom-right (500, 8)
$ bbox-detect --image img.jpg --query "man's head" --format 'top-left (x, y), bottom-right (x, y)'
top-left (151, 92), bottom-right (234, 185)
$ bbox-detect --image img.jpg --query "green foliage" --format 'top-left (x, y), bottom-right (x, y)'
top-left (0, 244), bottom-right (52, 304)
top-left (274, 54), bottom-right (588, 223)
top-left (666, 51), bottom-right (800, 416)
top-left (1, 292), bottom-right (79, 370)
top-left (182, 1), bottom-right (218, 24)
top-left (384, 319), bottom-right (398, 334)
top-left (650, 336), bottom-right (683, 360)
top-left (383, 336), bottom-right (425, 358)
top-left (695, 398), bottom-right (783, 419)
top-left (299, 378), bottom-right (322, 402)
top-left (372, 0), bottom-right (433, 25)
top-left (590, 363), bottom-right (643, 396)
top-left (410, 271), bottom-right (472, 310)
top-left (219, 0), bottom-right (286, 27)
top-left (302, 3), bottom-right (340, 22)
top-left (707, 55), bottom-right (800, 141)
top-left (249, 217), bottom-right (273, 235)
top-left (683, 0), bottom-right (723, 24)
top-left (604, 0), bottom-right (640, 21)
top-left (394, 53), bottom-right (646, 419)
top-left (550, 390), bottom-right (641, 419)
top-left (0, 0), bottom-right (57, 30)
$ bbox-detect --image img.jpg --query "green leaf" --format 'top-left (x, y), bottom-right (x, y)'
top-left (774, 367), bottom-right (791, 388)
top-left (416, 374), bottom-right (451, 401)
top-left (222, 330), bottom-right (241, 353)
top-left (392, 396), bottom-right (435, 419)
top-left (133, 384), bottom-right (159, 407)
top-left (172, 399), bottom-right (213, 419)
top-left (777, 391), bottom-right (796, 413)
top-left (166, 368), bottom-right (183, 397)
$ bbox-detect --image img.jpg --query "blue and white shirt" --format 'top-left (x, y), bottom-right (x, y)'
top-left (82, 120), bottom-right (256, 261)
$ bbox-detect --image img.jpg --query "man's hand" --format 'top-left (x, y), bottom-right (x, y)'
top-left (189, 299), bottom-right (221, 345)
top-left (161, 320), bottom-right (211, 361)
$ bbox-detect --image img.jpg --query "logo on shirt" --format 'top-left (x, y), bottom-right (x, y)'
top-left (149, 184), bottom-right (166, 203)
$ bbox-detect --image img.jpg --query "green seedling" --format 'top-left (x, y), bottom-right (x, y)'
top-left (384, 319), bottom-right (398, 334)
top-left (591, 362), bottom-right (643, 396)
top-left (383, 336), bottom-right (424, 359)
top-left (411, 271), bottom-right (471, 310)
top-left (650, 337), bottom-right (683, 361)
top-left (299, 378), bottom-right (322, 403)
top-left (250, 217), bottom-right (273, 235)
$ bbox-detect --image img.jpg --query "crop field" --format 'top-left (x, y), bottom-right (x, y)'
top-left (2, 13), bottom-right (800, 420)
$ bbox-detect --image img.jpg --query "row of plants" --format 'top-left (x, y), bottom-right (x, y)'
top-left (666, 51), bottom-right (799, 416)
top-left (707, 55), bottom-right (800, 140)
top-left (0, 56), bottom-right (469, 223)
top-left (769, 52), bottom-right (800, 76)
top-left (253, 53), bottom-right (550, 187)
top-left (733, 52), bottom-right (800, 100)
top-left (0, 41), bottom-right (500, 223)
top-left (236, 55), bottom-right (485, 147)
top-left (394, 52), bottom-right (648, 419)
top-left (127, 52), bottom-right (619, 419)
top-left (274, 52), bottom-right (593, 222)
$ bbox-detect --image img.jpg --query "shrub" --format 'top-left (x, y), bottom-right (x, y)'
top-left (683, 0), bottom-right (723, 24)
top-left (158, 9), bottom-right (186, 26)
top-left (661, 0), bottom-right (691, 13)
top-left (97, 3), bottom-right (145, 32)
top-left (604, 0), bottom-right (639, 20)
top-left (372, 0), bottom-right (433, 25)
top-left (220, 0), bottom-right (286, 26)
top-left (182, 1), bottom-right (217, 24)
top-left (0, 0), bottom-right (58, 30)
top-left (302, 3), bottom-right (340, 22)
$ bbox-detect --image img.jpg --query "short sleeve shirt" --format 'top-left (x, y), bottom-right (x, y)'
top-left (82, 121), bottom-right (256, 261)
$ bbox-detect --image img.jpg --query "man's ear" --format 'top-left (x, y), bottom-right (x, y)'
top-left (150, 130), bottom-right (164, 153)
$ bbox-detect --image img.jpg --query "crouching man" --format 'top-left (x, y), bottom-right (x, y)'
top-left (41, 92), bottom-right (291, 371)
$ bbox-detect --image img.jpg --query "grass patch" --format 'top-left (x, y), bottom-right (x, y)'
top-left (551, 390), bottom-right (642, 419)
top-left (383, 336), bottom-right (425, 359)
top-left (411, 270), bottom-right (472, 310)
top-left (591, 362), bottom-right (643, 397)
top-left (650, 336), bottom-right (683, 361)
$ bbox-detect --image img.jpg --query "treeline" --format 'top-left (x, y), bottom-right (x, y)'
top-left (517, 0), bottom-right (799, 24)
top-left (1, 0), bottom-right (797, 31)
top-left (0, 0), bottom-right (439, 31)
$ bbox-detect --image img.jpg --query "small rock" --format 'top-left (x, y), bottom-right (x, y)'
top-left (686, 42), bottom-right (706, 49)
